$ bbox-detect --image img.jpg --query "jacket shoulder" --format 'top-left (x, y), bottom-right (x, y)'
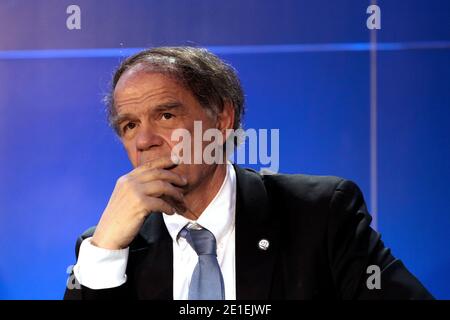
top-left (261, 171), bottom-right (346, 205)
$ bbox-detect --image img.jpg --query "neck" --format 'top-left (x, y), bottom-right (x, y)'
top-left (182, 163), bottom-right (227, 220)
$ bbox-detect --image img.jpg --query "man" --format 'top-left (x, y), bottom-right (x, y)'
top-left (64, 47), bottom-right (433, 300)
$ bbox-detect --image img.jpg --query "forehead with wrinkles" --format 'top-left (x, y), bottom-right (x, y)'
top-left (114, 65), bottom-right (184, 109)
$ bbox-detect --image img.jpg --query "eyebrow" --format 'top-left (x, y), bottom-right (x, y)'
top-left (153, 101), bottom-right (184, 113)
top-left (111, 102), bottom-right (184, 128)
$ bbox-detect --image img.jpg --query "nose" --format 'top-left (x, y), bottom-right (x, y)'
top-left (135, 125), bottom-right (164, 152)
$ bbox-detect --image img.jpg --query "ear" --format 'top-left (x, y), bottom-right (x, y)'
top-left (216, 101), bottom-right (235, 143)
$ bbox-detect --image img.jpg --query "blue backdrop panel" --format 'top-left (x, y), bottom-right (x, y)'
top-left (0, 58), bottom-right (128, 299)
top-left (0, 0), bottom-right (371, 50)
top-left (378, 49), bottom-right (450, 299)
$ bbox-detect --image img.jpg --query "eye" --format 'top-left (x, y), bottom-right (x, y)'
top-left (161, 113), bottom-right (174, 120)
top-left (122, 122), bottom-right (136, 133)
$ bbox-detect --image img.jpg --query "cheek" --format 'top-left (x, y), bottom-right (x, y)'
top-left (162, 131), bottom-right (181, 152)
top-left (122, 141), bottom-right (139, 167)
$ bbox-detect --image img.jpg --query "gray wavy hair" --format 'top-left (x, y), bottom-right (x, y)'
top-left (104, 46), bottom-right (245, 138)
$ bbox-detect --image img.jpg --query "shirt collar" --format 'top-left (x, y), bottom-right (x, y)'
top-left (163, 162), bottom-right (236, 245)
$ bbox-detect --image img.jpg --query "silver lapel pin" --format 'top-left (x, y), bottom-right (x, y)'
top-left (258, 239), bottom-right (270, 251)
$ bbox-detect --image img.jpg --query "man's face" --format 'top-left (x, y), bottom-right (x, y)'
top-left (113, 65), bottom-right (225, 193)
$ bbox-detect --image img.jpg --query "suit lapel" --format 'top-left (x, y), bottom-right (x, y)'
top-left (234, 165), bottom-right (280, 299)
top-left (131, 213), bottom-right (173, 299)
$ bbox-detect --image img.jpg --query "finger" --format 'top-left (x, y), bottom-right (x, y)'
top-left (135, 168), bottom-right (188, 187)
top-left (143, 180), bottom-right (187, 214)
top-left (143, 197), bottom-right (177, 216)
top-left (141, 180), bottom-right (185, 204)
top-left (132, 155), bottom-right (179, 176)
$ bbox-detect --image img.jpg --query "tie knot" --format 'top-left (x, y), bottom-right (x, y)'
top-left (179, 225), bottom-right (217, 256)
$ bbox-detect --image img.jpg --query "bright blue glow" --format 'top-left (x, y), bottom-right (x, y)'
top-left (0, 42), bottom-right (449, 60)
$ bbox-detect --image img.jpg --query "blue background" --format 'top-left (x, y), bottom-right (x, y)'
top-left (0, 0), bottom-right (449, 299)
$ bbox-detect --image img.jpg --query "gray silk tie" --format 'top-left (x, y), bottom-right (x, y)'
top-left (179, 225), bottom-right (225, 300)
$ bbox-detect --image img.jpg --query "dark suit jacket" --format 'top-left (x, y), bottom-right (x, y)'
top-left (64, 165), bottom-right (433, 300)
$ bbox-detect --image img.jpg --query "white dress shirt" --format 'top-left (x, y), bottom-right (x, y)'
top-left (73, 162), bottom-right (237, 300)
